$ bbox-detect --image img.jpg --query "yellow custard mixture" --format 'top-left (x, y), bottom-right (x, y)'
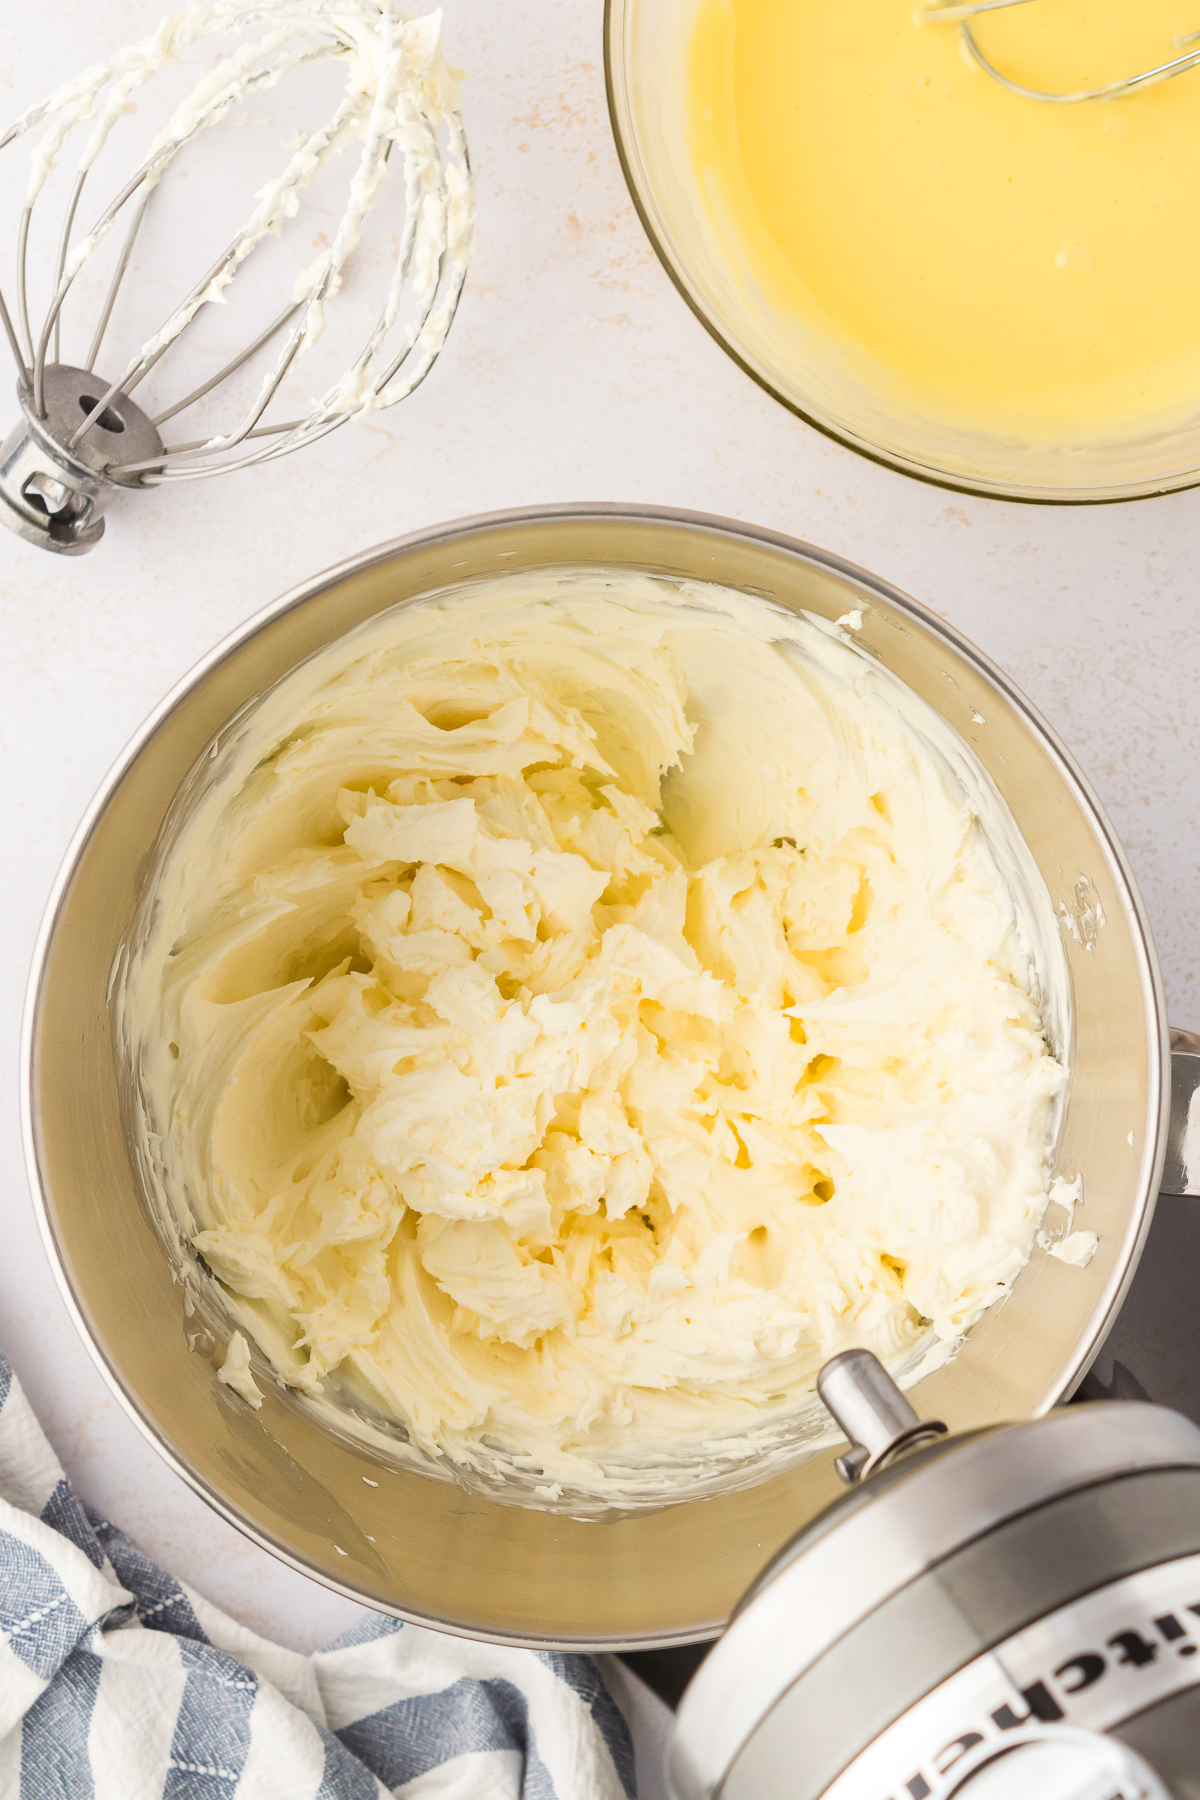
top-left (688, 1), bottom-right (1200, 437)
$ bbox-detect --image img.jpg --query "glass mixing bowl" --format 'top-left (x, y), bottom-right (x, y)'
top-left (604, 0), bottom-right (1200, 504)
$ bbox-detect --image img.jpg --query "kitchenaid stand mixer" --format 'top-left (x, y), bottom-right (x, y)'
top-left (667, 1346), bottom-right (1200, 1799)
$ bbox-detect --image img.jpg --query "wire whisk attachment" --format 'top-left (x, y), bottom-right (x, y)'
top-left (924, 1), bottom-right (1200, 104)
top-left (0, 0), bottom-right (474, 554)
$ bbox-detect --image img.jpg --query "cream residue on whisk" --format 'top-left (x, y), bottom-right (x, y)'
top-left (7, 0), bottom-right (473, 479)
top-left (120, 573), bottom-right (1069, 1502)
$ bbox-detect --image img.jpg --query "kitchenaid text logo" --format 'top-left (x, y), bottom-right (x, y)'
top-left (883, 1601), bottom-right (1198, 1800)
top-left (821, 1554), bottom-right (1200, 1800)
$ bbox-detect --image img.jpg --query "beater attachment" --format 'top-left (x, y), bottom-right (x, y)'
top-left (0, 0), bottom-right (474, 554)
top-left (924, 0), bottom-right (1200, 103)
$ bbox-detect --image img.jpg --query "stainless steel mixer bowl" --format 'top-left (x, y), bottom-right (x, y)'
top-left (22, 505), bottom-right (1170, 1649)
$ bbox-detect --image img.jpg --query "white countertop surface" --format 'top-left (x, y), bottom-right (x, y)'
top-left (2, 0), bottom-right (1198, 1734)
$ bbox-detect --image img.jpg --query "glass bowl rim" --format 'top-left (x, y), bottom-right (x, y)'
top-left (601, 0), bottom-right (1200, 508)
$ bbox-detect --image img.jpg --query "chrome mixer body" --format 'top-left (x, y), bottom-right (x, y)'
top-left (668, 1350), bottom-right (1200, 1799)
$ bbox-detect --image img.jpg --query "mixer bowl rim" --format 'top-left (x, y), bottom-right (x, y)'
top-left (601, 0), bottom-right (1200, 508)
top-left (19, 501), bottom-right (1169, 1641)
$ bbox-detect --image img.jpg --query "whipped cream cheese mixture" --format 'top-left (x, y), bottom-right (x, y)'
top-left (123, 574), bottom-right (1067, 1498)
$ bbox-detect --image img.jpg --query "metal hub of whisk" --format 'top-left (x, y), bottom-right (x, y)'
top-left (925, 0), bottom-right (1200, 104)
top-left (0, 367), bottom-right (164, 553)
top-left (0, 0), bottom-right (473, 555)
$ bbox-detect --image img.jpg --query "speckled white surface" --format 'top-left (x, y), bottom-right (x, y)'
top-left (1, 0), bottom-right (1198, 1697)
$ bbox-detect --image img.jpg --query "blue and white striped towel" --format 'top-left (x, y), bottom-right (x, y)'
top-left (0, 1350), bottom-right (636, 1798)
